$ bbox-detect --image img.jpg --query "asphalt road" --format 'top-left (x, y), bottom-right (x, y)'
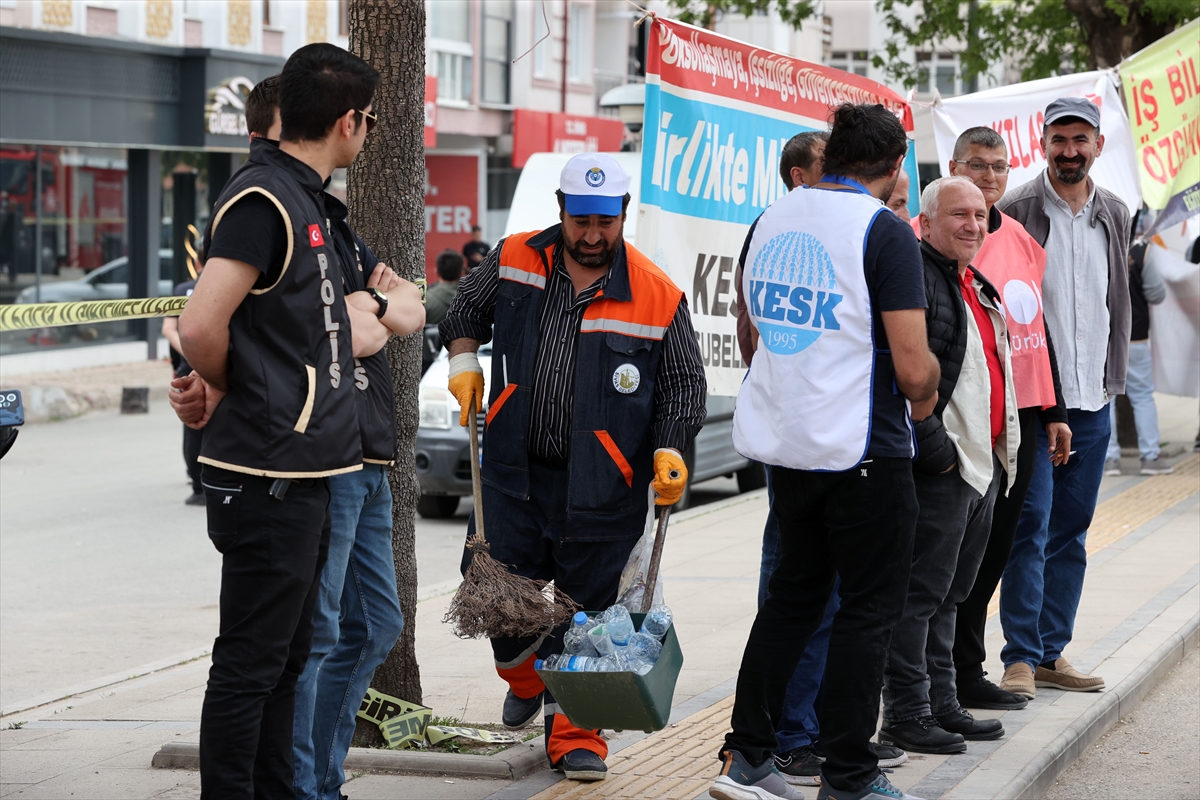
top-left (0, 404), bottom-right (740, 711)
top-left (1042, 646), bottom-right (1200, 800)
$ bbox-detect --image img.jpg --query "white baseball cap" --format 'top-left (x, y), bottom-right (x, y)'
top-left (559, 153), bottom-right (628, 217)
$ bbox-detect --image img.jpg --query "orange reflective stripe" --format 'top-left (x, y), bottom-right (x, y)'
top-left (486, 383), bottom-right (518, 426)
top-left (495, 654), bottom-right (545, 700)
top-left (594, 430), bottom-right (633, 487)
top-left (546, 712), bottom-right (607, 764)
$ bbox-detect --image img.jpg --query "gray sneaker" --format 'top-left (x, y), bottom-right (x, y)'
top-left (711, 749), bottom-right (805, 800)
top-left (816, 772), bottom-right (924, 800)
top-left (1104, 458), bottom-right (1121, 476)
top-left (1140, 457), bottom-right (1174, 475)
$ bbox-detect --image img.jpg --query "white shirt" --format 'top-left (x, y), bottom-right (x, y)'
top-left (1039, 171), bottom-right (1111, 411)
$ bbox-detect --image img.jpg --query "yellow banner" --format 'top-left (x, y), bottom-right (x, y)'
top-left (0, 296), bottom-right (188, 332)
top-left (1121, 19), bottom-right (1200, 217)
top-left (426, 725), bottom-right (520, 746)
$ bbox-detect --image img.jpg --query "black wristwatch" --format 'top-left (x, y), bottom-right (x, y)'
top-left (367, 288), bottom-right (388, 319)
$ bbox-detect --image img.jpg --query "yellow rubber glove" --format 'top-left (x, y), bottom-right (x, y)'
top-left (652, 448), bottom-right (688, 506)
top-left (447, 352), bottom-right (485, 427)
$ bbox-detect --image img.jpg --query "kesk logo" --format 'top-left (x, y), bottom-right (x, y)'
top-left (308, 224), bottom-right (325, 247)
top-left (747, 231), bottom-right (842, 355)
top-left (585, 167), bottom-right (606, 188)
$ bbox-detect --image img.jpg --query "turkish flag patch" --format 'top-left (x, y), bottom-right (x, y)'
top-left (307, 224), bottom-right (325, 247)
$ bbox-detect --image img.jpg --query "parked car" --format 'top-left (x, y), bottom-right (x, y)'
top-left (414, 345), bottom-right (765, 518)
top-left (15, 249), bottom-right (175, 304)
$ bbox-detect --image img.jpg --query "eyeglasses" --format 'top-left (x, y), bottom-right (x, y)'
top-left (955, 160), bottom-right (1010, 175)
top-left (356, 108), bottom-right (378, 133)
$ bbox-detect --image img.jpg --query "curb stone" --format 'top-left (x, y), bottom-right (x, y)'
top-left (151, 739), bottom-right (549, 781)
top-left (955, 611), bottom-right (1199, 800)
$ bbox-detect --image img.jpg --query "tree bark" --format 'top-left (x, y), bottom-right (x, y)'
top-left (346, 0), bottom-right (426, 747)
top-left (1064, 0), bottom-right (1180, 69)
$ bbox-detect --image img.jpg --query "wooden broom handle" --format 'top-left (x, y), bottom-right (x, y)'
top-left (642, 504), bottom-right (671, 613)
top-left (468, 396), bottom-right (485, 543)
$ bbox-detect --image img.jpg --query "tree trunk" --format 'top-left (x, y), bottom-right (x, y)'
top-left (346, 0), bottom-right (426, 747)
top-left (1064, 0), bottom-right (1180, 69)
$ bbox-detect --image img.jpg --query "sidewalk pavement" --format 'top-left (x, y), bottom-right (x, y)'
top-left (2, 445), bottom-right (1197, 799)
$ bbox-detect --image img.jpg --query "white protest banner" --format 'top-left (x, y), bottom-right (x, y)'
top-left (931, 71), bottom-right (1141, 216)
top-left (1149, 218), bottom-right (1200, 397)
top-left (638, 16), bottom-right (914, 396)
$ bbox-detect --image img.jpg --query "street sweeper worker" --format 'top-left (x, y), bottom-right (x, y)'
top-left (437, 152), bottom-right (707, 782)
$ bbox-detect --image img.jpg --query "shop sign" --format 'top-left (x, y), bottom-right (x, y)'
top-left (424, 76), bottom-right (437, 148)
top-left (206, 76), bottom-right (255, 137)
top-left (512, 109), bottom-right (626, 168)
top-left (424, 154), bottom-right (478, 282)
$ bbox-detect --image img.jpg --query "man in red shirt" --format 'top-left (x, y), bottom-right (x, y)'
top-left (879, 177), bottom-right (1022, 756)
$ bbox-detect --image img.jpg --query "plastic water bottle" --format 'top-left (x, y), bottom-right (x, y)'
top-left (598, 651), bottom-right (632, 672)
top-left (564, 611), bottom-right (599, 656)
top-left (627, 632), bottom-right (663, 664)
top-left (641, 604), bottom-right (673, 640)
top-left (606, 605), bottom-right (635, 647)
top-left (548, 654), bottom-right (608, 672)
top-left (588, 624), bottom-right (617, 655)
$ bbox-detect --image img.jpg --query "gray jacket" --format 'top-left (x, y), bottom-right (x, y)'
top-left (998, 173), bottom-right (1131, 397)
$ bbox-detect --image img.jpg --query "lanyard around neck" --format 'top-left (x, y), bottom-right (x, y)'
top-left (820, 175), bottom-right (873, 196)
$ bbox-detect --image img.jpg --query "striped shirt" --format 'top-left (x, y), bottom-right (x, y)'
top-left (439, 233), bottom-right (707, 463)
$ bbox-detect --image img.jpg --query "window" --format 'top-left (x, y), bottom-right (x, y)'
top-left (567, 2), bottom-right (586, 82)
top-left (338, 0), bottom-right (347, 36)
top-left (262, 0), bottom-right (269, 26)
top-left (428, 1), bottom-right (473, 104)
top-left (532, 9), bottom-right (551, 78)
top-left (916, 51), bottom-right (960, 96)
top-left (828, 50), bottom-right (869, 77)
top-left (481, 0), bottom-right (511, 104)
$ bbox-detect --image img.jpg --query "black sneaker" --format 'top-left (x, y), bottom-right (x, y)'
top-left (935, 707), bottom-right (1004, 741)
top-left (879, 717), bottom-right (966, 754)
top-left (870, 742), bottom-right (908, 768)
top-left (556, 748), bottom-right (607, 781)
top-left (185, 492), bottom-right (206, 506)
top-left (957, 674), bottom-right (1029, 710)
top-left (775, 744), bottom-right (823, 786)
top-left (501, 689), bottom-right (542, 730)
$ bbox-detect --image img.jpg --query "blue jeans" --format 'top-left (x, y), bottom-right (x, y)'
top-left (1107, 341), bottom-right (1161, 461)
top-left (1000, 407), bottom-right (1110, 670)
top-left (293, 465), bottom-right (404, 800)
top-left (759, 468), bottom-right (840, 753)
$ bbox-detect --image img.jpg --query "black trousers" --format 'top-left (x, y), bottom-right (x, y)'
top-left (183, 424), bottom-right (204, 493)
top-left (952, 408), bottom-right (1038, 682)
top-left (199, 465), bottom-right (330, 800)
top-left (724, 458), bottom-right (917, 793)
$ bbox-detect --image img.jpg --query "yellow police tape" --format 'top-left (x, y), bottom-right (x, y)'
top-left (0, 277), bottom-right (427, 333)
top-left (0, 297), bottom-right (189, 332)
top-left (356, 687), bottom-right (521, 749)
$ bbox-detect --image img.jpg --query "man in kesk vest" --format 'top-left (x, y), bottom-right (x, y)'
top-left (879, 177), bottom-right (1022, 756)
top-left (996, 97), bottom-right (1130, 700)
top-left (713, 104), bottom-right (940, 800)
top-left (176, 44), bottom-right (385, 800)
top-left (438, 153), bottom-right (707, 781)
top-left (938, 127), bottom-right (1071, 713)
top-left (732, 131), bottom-right (909, 788)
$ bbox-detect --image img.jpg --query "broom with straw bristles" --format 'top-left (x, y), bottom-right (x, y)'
top-left (443, 397), bottom-right (581, 639)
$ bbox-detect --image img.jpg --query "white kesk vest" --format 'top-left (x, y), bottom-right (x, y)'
top-left (733, 187), bottom-right (882, 471)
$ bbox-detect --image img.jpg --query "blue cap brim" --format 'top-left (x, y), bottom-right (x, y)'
top-left (564, 194), bottom-right (623, 217)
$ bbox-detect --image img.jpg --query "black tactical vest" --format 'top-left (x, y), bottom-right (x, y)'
top-left (323, 191), bottom-right (397, 464)
top-left (198, 138), bottom-right (362, 477)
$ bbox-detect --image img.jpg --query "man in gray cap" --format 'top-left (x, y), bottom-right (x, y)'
top-left (994, 96), bottom-right (1130, 699)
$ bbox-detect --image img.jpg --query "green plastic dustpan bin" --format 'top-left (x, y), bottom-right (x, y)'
top-left (535, 611), bottom-right (684, 733)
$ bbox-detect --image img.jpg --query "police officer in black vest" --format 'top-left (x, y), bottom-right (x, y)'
top-left (175, 44), bottom-right (383, 800)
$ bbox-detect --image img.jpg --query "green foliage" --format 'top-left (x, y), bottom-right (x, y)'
top-left (668, 0), bottom-right (820, 31)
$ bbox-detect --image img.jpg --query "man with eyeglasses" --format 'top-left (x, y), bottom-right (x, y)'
top-left (995, 97), bottom-right (1131, 700)
top-left (173, 45), bottom-right (417, 800)
top-left (940, 128), bottom-right (1072, 712)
